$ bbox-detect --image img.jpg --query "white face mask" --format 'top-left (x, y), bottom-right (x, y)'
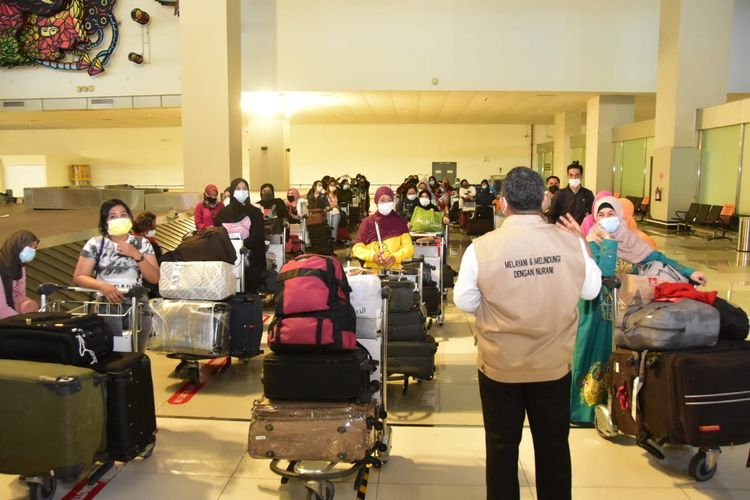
top-left (377, 202), bottom-right (394, 216)
top-left (234, 189), bottom-right (249, 203)
top-left (406, 194), bottom-right (417, 201)
top-left (329, 185), bottom-right (337, 192)
top-left (598, 216), bottom-right (620, 233)
top-left (145, 229), bottom-right (156, 238)
top-left (343, 184), bottom-right (350, 190)
top-left (419, 197), bottom-right (430, 207)
top-left (569, 178), bottom-right (581, 188)
top-left (317, 185), bottom-right (324, 194)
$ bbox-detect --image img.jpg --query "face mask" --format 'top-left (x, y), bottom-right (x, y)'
top-left (329, 185), bottom-right (337, 192)
top-left (234, 189), bottom-right (249, 203)
top-left (429, 180), bottom-right (435, 186)
top-left (145, 229), bottom-right (156, 238)
top-left (223, 197), bottom-right (231, 206)
top-left (107, 217), bottom-right (133, 236)
top-left (261, 192), bottom-right (273, 201)
top-left (599, 216), bottom-right (620, 233)
top-left (407, 194), bottom-right (417, 201)
top-left (19, 246), bottom-right (36, 264)
top-left (316, 186), bottom-right (324, 194)
top-left (205, 196), bottom-right (217, 205)
top-left (377, 202), bottom-right (394, 216)
top-left (342, 184), bottom-right (349, 190)
top-left (548, 185), bottom-right (559, 194)
top-left (481, 184), bottom-right (488, 189)
top-left (419, 197), bottom-right (430, 207)
top-left (569, 178), bottom-right (581, 188)
top-left (287, 195), bottom-right (295, 202)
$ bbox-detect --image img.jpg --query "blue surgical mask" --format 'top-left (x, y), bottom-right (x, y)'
top-left (19, 246), bottom-right (36, 263)
top-left (599, 216), bottom-right (620, 233)
top-left (234, 189), bottom-right (249, 203)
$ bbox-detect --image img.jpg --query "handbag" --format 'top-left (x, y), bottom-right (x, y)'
top-left (410, 206), bottom-right (444, 233)
top-left (307, 208), bottom-right (326, 226)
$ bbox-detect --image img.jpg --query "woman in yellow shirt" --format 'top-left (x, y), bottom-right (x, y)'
top-left (352, 186), bottom-right (414, 269)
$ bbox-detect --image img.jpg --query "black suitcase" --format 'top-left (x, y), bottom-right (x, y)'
top-left (0, 312), bottom-right (113, 366)
top-left (466, 217), bottom-right (494, 236)
top-left (308, 236), bottom-right (335, 255)
top-left (227, 293), bottom-right (264, 358)
top-left (94, 352), bottom-right (157, 462)
top-left (307, 223), bottom-right (332, 240)
top-left (642, 341), bottom-right (750, 448)
top-left (388, 310), bottom-right (426, 341)
top-left (387, 334), bottom-right (438, 380)
top-left (423, 285), bottom-right (441, 317)
top-left (474, 205), bottom-right (494, 220)
top-left (262, 346), bottom-right (377, 403)
top-left (381, 278), bottom-right (417, 313)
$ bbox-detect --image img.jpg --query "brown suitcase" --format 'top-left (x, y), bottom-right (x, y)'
top-left (248, 398), bottom-right (376, 461)
top-left (307, 208), bottom-right (326, 226)
top-left (608, 348), bottom-right (641, 436)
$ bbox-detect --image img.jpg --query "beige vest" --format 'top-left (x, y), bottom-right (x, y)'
top-left (473, 214), bottom-right (586, 383)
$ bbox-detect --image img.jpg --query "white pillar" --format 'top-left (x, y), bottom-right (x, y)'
top-left (246, 119), bottom-right (291, 192)
top-left (584, 96), bottom-right (635, 192)
top-left (553, 111), bottom-right (583, 180)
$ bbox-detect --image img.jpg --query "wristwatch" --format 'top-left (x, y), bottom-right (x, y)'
top-left (135, 254), bottom-right (145, 263)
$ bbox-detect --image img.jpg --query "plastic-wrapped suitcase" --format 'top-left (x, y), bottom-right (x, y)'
top-left (0, 359), bottom-right (107, 478)
top-left (148, 299), bottom-right (229, 356)
top-left (159, 261), bottom-right (236, 300)
top-left (0, 312), bottom-right (113, 366)
top-left (226, 293), bottom-right (264, 358)
top-left (262, 345), bottom-right (377, 403)
top-left (94, 352), bottom-right (157, 462)
top-left (388, 310), bottom-right (426, 341)
top-left (387, 334), bottom-right (438, 380)
top-left (248, 398), bottom-right (377, 461)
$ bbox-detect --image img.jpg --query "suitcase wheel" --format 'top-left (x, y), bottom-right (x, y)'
top-left (689, 450), bottom-right (719, 482)
top-left (27, 475), bottom-right (56, 500)
top-left (140, 438), bottom-right (156, 459)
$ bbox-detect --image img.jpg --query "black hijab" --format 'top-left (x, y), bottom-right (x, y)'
top-left (215, 178), bottom-right (259, 223)
top-left (258, 183), bottom-right (276, 209)
top-left (0, 230), bottom-right (38, 308)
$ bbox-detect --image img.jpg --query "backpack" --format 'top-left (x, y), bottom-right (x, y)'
top-left (268, 254), bottom-right (357, 352)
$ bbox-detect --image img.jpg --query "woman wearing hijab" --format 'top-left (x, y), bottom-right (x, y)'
top-left (580, 191), bottom-right (612, 236)
top-left (475, 179), bottom-right (494, 205)
top-left (352, 186), bottom-right (414, 269)
top-left (285, 187), bottom-right (304, 222)
top-left (562, 196), bottom-right (706, 425)
top-left (258, 183), bottom-right (290, 235)
top-left (619, 197), bottom-right (657, 250)
top-left (214, 178), bottom-right (266, 293)
top-left (0, 230), bottom-right (40, 319)
top-left (194, 184), bottom-right (225, 232)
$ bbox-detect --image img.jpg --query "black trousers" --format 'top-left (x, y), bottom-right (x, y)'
top-left (478, 370), bottom-right (572, 500)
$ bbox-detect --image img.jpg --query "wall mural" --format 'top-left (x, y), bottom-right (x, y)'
top-left (0, 0), bottom-right (118, 76)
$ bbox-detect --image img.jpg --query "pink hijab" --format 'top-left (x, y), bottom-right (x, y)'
top-left (581, 191), bottom-right (612, 236)
top-left (286, 187), bottom-right (300, 208)
top-left (594, 196), bottom-right (653, 263)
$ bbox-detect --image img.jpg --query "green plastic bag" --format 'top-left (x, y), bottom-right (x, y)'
top-left (410, 206), bottom-right (444, 232)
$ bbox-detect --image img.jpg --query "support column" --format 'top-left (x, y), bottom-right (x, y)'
top-left (650, 0), bottom-right (733, 221)
top-left (246, 119), bottom-right (290, 192)
top-left (553, 112), bottom-right (583, 180)
top-left (584, 96), bottom-right (635, 193)
top-left (179, 0), bottom-right (242, 193)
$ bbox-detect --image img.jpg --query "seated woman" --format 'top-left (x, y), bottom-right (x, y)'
top-left (214, 178), bottom-right (265, 293)
top-left (395, 184), bottom-right (419, 222)
top-left (352, 187), bottom-right (414, 269)
top-left (0, 230), bottom-right (40, 319)
top-left (561, 196), bottom-right (706, 425)
top-left (285, 187), bottom-right (304, 223)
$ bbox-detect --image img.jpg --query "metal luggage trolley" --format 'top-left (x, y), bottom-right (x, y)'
top-left (267, 288), bottom-right (393, 500)
top-left (410, 230), bottom-right (448, 326)
top-left (38, 282), bottom-right (148, 353)
top-left (593, 277), bottom-right (723, 482)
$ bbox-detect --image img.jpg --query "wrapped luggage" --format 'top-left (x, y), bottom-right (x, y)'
top-left (159, 261), bottom-right (235, 300)
top-left (347, 269), bottom-right (382, 338)
top-left (148, 299), bottom-right (229, 356)
top-left (248, 398), bottom-right (377, 461)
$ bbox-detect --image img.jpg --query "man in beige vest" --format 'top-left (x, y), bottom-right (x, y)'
top-left (454, 166), bottom-right (601, 500)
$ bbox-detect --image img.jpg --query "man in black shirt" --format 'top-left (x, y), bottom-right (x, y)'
top-left (548, 161), bottom-right (595, 224)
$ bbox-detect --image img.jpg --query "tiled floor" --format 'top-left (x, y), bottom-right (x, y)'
top-left (2, 224), bottom-right (750, 499)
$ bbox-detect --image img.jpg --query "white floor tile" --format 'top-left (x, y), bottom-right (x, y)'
top-left (570, 486), bottom-right (689, 499)
top-left (660, 444), bottom-right (750, 490)
top-left (219, 476), bottom-right (377, 500)
top-left (680, 487), bottom-right (750, 499)
top-left (375, 483), bottom-right (536, 500)
top-left (96, 470), bottom-right (229, 500)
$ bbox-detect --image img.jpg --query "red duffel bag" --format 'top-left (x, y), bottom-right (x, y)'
top-left (267, 310), bottom-right (357, 352)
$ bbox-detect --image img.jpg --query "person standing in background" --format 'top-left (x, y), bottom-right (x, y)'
top-left (194, 184), bottom-right (225, 232)
top-left (548, 162), bottom-right (594, 224)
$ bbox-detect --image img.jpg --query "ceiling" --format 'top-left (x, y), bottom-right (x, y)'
top-left (1, 91), bottom-right (748, 130)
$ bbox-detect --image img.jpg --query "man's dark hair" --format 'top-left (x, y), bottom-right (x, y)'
top-left (545, 175), bottom-right (560, 184)
top-left (501, 167), bottom-right (544, 212)
top-left (567, 161), bottom-right (583, 175)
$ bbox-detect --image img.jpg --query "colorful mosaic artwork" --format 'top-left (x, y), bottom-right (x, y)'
top-left (0, 0), bottom-right (118, 76)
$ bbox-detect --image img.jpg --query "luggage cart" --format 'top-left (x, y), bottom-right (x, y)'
top-left (411, 231), bottom-right (447, 326)
top-left (593, 277), bottom-right (723, 482)
top-left (38, 283), bottom-right (148, 353)
top-left (266, 288), bottom-right (392, 500)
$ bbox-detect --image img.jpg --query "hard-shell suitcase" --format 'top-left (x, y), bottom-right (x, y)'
top-left (0, 359), bottom-right (107, 477)
top-left (262, 345), bottom-right (377, 403)
top-left (387, 334), bottom-right (438, 380)
top-left (642, 342), bottom-right (750, 448)
top-left (94, 352), bottom-right (157, 462)
top-left (159, 261), bottom-right (235, 300)
top-left (388, 310), bottom-right (426, 341)
top-left (607, 348), bottom-right (641, 436)
top-left (0, 312), bottom-right (113, 366)
top-left (248, 398), bottom-right (377, 461)
top-left (227, 293), bottom-right (264, 358)
top-left (148, 299), bottom-right (229, 356)
top-left (423, 284), bottom-right (441, 317)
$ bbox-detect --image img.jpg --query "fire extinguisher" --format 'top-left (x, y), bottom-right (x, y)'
top-left (655, 187), bottom-right (662, 201)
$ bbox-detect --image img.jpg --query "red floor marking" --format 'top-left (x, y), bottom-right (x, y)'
top-left (167, 357), bottom-right (229, 405)
top-left (263, 314), bottom-right (271, 324)
top-left (63, 462), bottom-right (123, 500)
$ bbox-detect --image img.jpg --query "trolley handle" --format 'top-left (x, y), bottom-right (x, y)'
top-left (37, 282), bottom-right (146, 298)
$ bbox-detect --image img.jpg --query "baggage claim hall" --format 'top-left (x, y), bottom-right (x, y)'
top-left (1, 1), bottom-right (750, 499)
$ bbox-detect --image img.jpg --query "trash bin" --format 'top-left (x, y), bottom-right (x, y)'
top-left (738, 216), bottom-right (750, 252)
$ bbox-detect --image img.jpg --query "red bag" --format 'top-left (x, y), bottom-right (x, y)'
top-left (267, 313), bottom-right (357, 352)
top-left (337, 227), bottom-right (350, 241)
top-left (285, 235), bottom-right (302, 254)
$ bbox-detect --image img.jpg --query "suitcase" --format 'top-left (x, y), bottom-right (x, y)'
top-left (380, 277), bottom-right (417, 313)
top-left (475, 205), bottom-right (494, 220)
top-left (466, 217), bottom-right (494, 236)
top-left (0, 359), bottom-right (107, 477)
top-left (148, 299), bottom-right (229, 356)
top-left (227, 293), bottom-right (264, 358)
top-left (162, 226), bottom-right (236, 263)
top-left (308, 236), bottom-right (335, 255)
top-left (0, 312), bottom-right (113, 366)
top-left (348, 271), bottom-right (382, 339)
top-left (159, 261), bottom-right (235, 300)
top-left (607, 348), bottom-right (641, 437)
top-left (307, 208), bottom-right (326, 226)
top-left (94, 352), bottom-right (157, 462)
top-left (387, 334), bottom-right (438, 380)
top-left (262, 345), bottom-right (377, 403)
top-left (713, 297), bottom-right (749, 341)
top-left (307, 222), bottom-right (332, 239)
top-left (350, 206), bottom-right (361, 224)
top-left (642, 342), bottom-right (750, 448)
top-left (248, 398), bottom-right (377, 461)
top-left (388, 310), bottom-right (426, 341)
top-left (423, 284), bottom-right (441, 317)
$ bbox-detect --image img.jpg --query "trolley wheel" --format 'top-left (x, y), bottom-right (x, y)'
top-left (28, 476), bottom-right (56, 500)
top-left (304, 480), bottom-right (335, 500)
top-left (437, 318), bottom-right (444, 326)
top-left (188, 365), bottom-right (200, 385)
top-left (689, 451), bottom-right (717, 482)
top-left (139, 439), bottom-right (156, 459)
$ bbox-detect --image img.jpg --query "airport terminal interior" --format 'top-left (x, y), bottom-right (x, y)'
top-left (1, 1), bottom-right (750, 499)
